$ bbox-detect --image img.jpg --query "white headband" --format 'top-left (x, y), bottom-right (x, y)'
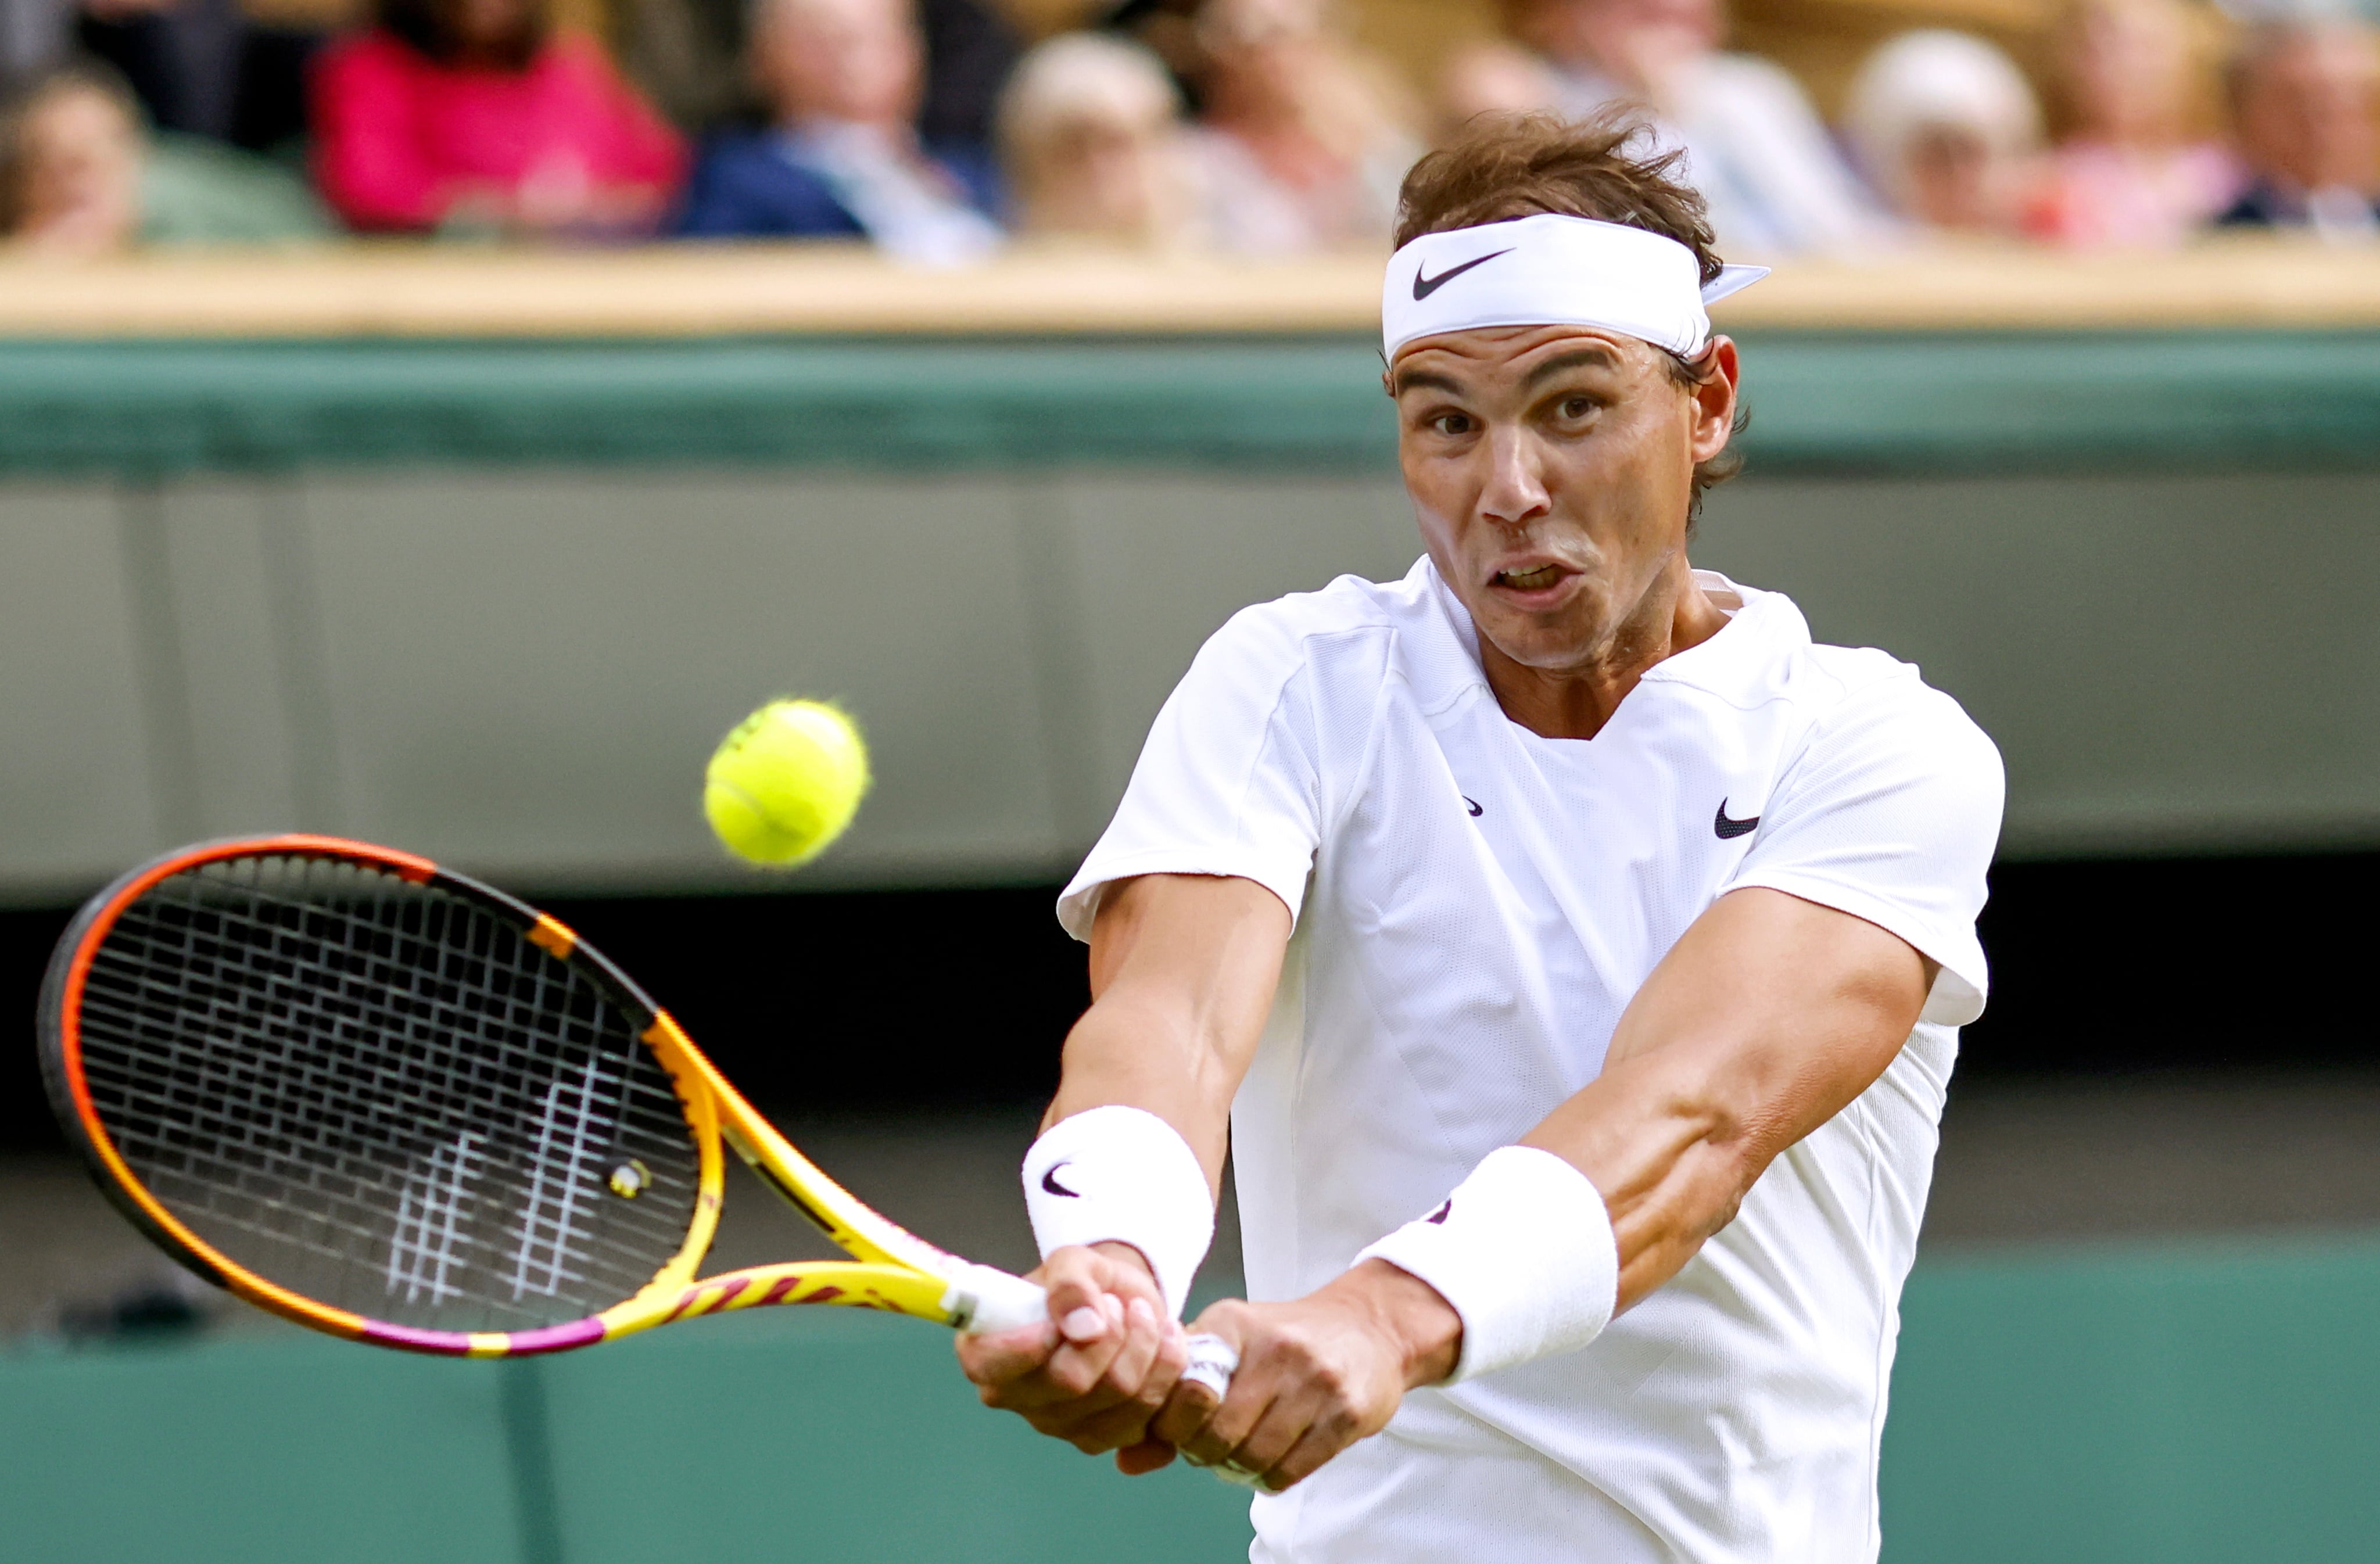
top-left (1382, 213), bottom-right (1768, 362)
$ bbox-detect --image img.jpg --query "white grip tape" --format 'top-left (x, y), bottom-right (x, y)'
top-left (1177, 1332), bottom-right (1259, 1487)
top-left (946, 1262), bottom-right (1049, 1335)
top-left (1356, 1145), bottom-right (1619, 1383)
top-left (1023, 1105), bottom-right (1215, 1320)
top-left (1178, 1330), bottom-right (1238, 1398)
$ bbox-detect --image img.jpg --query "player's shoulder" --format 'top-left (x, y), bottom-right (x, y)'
top-left (1195, 562), bottom-right (1433, 678)
top-left (1686, 577), bottom-right (1998, 773)
top-left (1776, 634), bottom-right (2002, 798)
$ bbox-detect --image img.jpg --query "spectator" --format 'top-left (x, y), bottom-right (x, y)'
top-left (1183, 0), bottom-right (1418, 254)
top-left (2025, 0), bottom-right (2235, 247)
top-left (1479, 0), bottom-right (1889, 253)
top-left (310, 0), bottom-right (686, 236)
top-left (614, 0), bottom-right (1020, 145)
top-left (998, 32), bottom-right (1198, 247)
top-left (2216, 16), bottom-right (2379, 239)
top-left (1439, 38), bottom-right (1562, 135)
top-left (1846, 30), bottom-right (2043, 236)
top-left (673, 0), bottom-right (1001, 261)
top-left (1, 61), bottom-right (329, 254)
top-left (74, 0), bottom-right (321, 152)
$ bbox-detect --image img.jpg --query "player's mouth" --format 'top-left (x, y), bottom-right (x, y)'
top-left (1488, 560), bottom-right (1579, 604)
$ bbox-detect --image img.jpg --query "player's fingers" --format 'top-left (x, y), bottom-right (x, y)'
top-left (1174, 1351), bottom-right (1274, 1470)
top-left (1038, 1246), bottom-right (1119, 1345)
top-left (1130, 1315), bottom-right (1192, 1419)
top-left (1042, 1293), bottom-right (1130, 1400)
top-left (1152, 1300), bottom-right (1246, 1447)
top-left (954, 1319), bottom-right (1059, 1401)
top-left (1217, 1378), bottom-right (1329, 1480)
top-left (1114, 1437), bottom-right (1179, 1477)
top-left (1255, 1412), bottom-right (1361, 1493)
top-left (1101, 1296), bottom-right (1170, 1401)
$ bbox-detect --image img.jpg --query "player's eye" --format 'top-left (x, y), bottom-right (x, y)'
top-left (1430, 412), bottom-right (1475, 436)
top-left (1557, 396), bottom-right (1598, 421)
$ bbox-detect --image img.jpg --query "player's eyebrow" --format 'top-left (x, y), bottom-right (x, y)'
top-left (1390, 367), bottom-right (1466, 397)
top-left (1522, 346), bottom-right (1623, 388)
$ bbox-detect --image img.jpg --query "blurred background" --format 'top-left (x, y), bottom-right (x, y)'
top-left (1, 0), bottom-right (2377, 1556)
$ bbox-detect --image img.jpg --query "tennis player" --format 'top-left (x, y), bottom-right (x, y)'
top-left (958, 113), bottom-right (2003, 1563)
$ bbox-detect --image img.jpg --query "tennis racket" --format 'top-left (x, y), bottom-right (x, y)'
top-left (38, 834), bottom-right (1242, 1389)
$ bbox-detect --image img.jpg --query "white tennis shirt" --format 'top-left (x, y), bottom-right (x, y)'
top-left (1059, 557), bottom-right (2003, 1563)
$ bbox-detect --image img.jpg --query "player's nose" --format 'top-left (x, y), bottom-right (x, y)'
top-left (1475, 428), bottom-right (1552, 527)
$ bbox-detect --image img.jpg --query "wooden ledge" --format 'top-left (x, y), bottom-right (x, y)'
top-left (1, 234), bottom-right (2374, 339)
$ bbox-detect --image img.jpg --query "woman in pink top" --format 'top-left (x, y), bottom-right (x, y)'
top-left (2023, 0), bottom-right (2239, 247)
top-left (313, 0), bottom-right (687, 235)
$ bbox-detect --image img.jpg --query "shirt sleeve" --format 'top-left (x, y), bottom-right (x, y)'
top-left (1057, 607), bottom-right (1329, 942)
top-left (1719, 670), bottom-right (2005, 1025)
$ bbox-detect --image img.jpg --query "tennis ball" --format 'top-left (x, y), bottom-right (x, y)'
top-left (703, 698), bottom-right (870, 867)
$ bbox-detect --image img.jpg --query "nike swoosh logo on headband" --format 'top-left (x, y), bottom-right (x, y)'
top-left (1411, 248), bottom-right (1513, 300)
top-left (1041, 1164), bottom-right (1080, 1197)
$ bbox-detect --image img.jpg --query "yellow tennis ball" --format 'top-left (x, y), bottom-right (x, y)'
top-left (702, 699), bottom-right (871, 867)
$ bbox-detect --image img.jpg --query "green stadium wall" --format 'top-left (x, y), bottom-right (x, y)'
top-left (3, 1235), bottom-right (2377, 1563)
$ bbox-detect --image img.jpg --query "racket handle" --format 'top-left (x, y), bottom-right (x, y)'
top-left (1180, 1331), bottom-right (1239, 1398)
top-left (1178, 1333), bottom-right (1259, 1487)
top-left (949, 1263), bottom-right (1051, 1334)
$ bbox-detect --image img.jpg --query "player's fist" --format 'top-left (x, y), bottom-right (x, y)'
top-left (1152, 1260), bottom-right (1463, 1491)
top-left (955, 1241), bottom-right (1189, 1458)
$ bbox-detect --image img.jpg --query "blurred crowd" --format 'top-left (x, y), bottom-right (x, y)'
top-left (1, 0), bottom-right (2375, 257)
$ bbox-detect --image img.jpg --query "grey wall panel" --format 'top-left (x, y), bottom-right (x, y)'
top-left (154, 482), bottom-right (314, 838)
top-left (1695, 472), bottom-right (2380, 856)
top-left (6, 466), bottom-right (2375, 903)
top-left (292, 471), bottom-right (1069, 889)
top-left (0, 485), bottom-right (166, 899)
top-left (1050, 473), bottom-right (1419, 829)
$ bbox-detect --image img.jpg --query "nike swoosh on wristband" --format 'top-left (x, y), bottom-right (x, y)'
top-left (1411, 248), bottom-right (1513, 300)
top-left (1041, 1164), bottom-right (1080, 1197)
top-left (1714, 799), bottom-right (1761, 840)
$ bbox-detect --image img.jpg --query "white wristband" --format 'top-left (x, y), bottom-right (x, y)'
top-left (1355, 1146), bottom-right (1618, 1383)
top-left (1022, 1106), bottom-right (1214, 1320)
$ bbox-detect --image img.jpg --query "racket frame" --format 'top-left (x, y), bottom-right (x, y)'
top-left (40, 834), bottom-right (1042, 1358)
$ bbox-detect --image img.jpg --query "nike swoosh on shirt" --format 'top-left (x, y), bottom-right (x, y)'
top-left (1714, 799), bottom-right (1761, 840)
top-left (1041, 1164), bottom-right (1080, 1197)
top-left (1463, 796), bottom-right (1483, 818)
top-left (1411, 249), bottom-right (1513, 300)
top-left (1425, 1199), bottom-right (1452, 1225)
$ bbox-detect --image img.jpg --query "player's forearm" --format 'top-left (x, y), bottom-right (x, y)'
top-left (1046, 994), bottom-right (1238, 1188)
top-left (1519, 1048), bottom-right (1775, 1312)
top-left (1044, 873), bottom-right (1295, 1184)
top-left (1521, 888), bottom-right (1935, 1311)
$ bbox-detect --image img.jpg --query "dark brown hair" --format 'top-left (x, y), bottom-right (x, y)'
top-left (379, 0), bottom-right (547, 71)
top-left (1395, 112), bottom-right (1748, 514)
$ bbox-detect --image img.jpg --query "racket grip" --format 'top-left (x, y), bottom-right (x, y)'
top-left (949, 1263), bottom-right (1050, 1334)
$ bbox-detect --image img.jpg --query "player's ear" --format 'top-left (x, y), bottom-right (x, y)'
top-left (1688, 338), bottom-right (1740, 464)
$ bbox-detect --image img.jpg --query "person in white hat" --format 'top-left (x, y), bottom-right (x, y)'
top-left (959, 112), bottom-right (2003, 1564)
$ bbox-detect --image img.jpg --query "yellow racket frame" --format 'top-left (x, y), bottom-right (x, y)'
top-left (44, 834), bottom-right (1046, 1358)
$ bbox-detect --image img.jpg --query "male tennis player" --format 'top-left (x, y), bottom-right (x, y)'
top-left (959, 114), bottom-right (2002, 1563)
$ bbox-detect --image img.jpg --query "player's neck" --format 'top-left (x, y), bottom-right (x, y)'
top-left (1480, 560), bottom-right (1726, 741)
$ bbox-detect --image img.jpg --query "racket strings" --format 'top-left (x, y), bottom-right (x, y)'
top-left (73, 855), bottom-right (704, 1333)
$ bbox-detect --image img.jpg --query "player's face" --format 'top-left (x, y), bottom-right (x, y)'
top-left (1390, 324), bottom-right (1738, 675)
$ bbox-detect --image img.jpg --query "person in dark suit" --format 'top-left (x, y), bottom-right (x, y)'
top-left (673, 0), bottom-right (1001, 258)
top-left (2213, 17), bottom-right (2379, 241)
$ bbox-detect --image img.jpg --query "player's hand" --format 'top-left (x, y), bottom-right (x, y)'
top-left (956, 1241), bottom-right (1190, 1462)
top-left (1150, 1260), bottom-right (1463, 1492)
